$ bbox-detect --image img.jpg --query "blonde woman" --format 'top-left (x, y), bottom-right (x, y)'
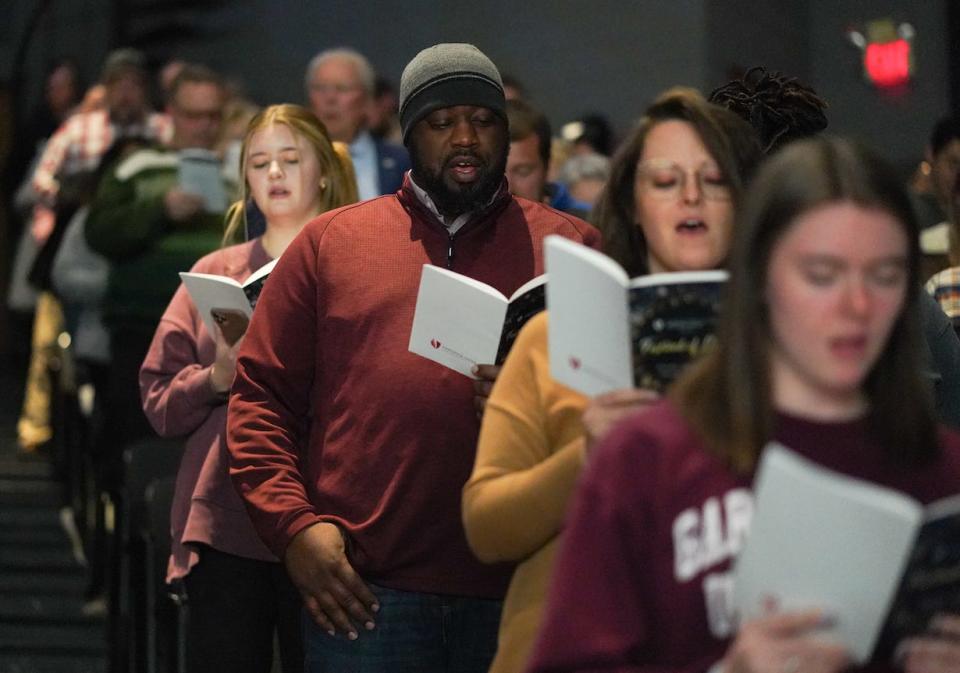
top-left (140, 104), bottom-right (357, 673)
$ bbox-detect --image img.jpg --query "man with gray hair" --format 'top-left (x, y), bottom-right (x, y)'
top-left (305, 47), bottom-right (409, 200)
top-left (230, 43), bottom-right (599, 671)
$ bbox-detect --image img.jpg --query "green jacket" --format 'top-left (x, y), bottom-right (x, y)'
top-left (85, 147), bottom-right (229, 330)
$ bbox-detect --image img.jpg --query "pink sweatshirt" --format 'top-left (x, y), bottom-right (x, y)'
top-left (140, 238), bottom-right (276, 581)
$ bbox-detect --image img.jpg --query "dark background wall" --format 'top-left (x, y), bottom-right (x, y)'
top-left (808, 0), bottom-right (951, 172)
top-left (2, 0), bottom-right (956, 171)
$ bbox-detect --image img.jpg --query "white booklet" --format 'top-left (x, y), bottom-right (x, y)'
top-left (179, 258), bottom-right (277, 345)
top-left (734, 443), bottom-right (960, 664)
top-left (178, 148), bottom-right (228, 212)
top-left (408, 264), bottom-right (546, 378)
top-left (545, 235), bottom-right (726, 397)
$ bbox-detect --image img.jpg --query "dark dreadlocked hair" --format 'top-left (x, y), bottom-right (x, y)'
top-left (708, 67), bottom-right (828, 155)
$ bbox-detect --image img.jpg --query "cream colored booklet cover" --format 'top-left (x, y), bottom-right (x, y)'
top-left (179, 258), bottom-right (277, 343)
top-left (545, 235), bottom-right (726, 397)
top-left (734, 443), bottom-right (960, 664)
top-left (408, 264), bottom-right (546, 378)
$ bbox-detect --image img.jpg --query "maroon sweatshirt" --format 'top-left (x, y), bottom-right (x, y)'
top-left (527, 399), bottom-right (960, 673)
top-left (227, 179), bottom-right (600, 598)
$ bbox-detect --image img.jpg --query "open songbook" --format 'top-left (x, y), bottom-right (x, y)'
top-left (545, 235), bottom-right (726, 396)
top-left (178, 258), bottom-right (277, 345)
top-left (408, 264), bottom-right (546, 378)
top-left (734, 443), bottom-right (960, 664)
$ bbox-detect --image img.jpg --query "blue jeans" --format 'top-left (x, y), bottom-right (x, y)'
top-left (303, 583), bottom-right (502, 673)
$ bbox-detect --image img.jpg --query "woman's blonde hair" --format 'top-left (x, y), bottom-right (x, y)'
top-left (223, 103), bottom-right (358, 244)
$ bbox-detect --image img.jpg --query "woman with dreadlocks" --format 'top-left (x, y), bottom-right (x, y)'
top-left (708, 67), bottom-right (829, 155)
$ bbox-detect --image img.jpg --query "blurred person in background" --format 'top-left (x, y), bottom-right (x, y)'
top-left (305, 47), bottom-right (409, 199)
top-left (6, 58), bottom-right (84, 359)
top-left (83, 62), bottom-right (228, 499)
top-left (924, 171), bottom-right (960, 332)
top-left (13, 48), bottom-right (170, 455)
top-left (556, 152), bottom-right (610, 208)
top-left (505, 99), bottom-right (592, 219)
top-left (560, 112), bottom-right (614, 157)
top-left (368, 75), bottom-right (402, 144)
top-left (501, 73), bottom-right (527, 102)
top-left (7, 58), bottom-right (83, 200)
top-left (913, 117), bottom-right (960, 232)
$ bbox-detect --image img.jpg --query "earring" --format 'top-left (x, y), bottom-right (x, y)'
top-left (320, 179), bottom-right (328, 190)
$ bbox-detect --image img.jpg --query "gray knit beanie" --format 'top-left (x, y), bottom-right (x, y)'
top-left (399, 43), bottom-right (505, 143)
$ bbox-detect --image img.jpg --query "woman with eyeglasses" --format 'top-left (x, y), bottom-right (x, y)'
top-left (461, 88), bottom-right (761, 673)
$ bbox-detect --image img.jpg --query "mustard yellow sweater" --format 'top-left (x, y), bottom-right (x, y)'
top-left (462, 312), bottom-right (588, 673)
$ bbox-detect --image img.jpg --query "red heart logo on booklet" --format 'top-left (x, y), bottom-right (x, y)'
top-left (431, 339), bottom-right (442, 349)
top-left (569, 356), bottom-right (581, 370)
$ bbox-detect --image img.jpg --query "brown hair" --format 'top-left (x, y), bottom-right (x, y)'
top-left (672, 136), bottom-right (937, 474)
top-left (507, 98), bottom-right (552, 166)
top-left (222, 104), bottom-right (358, 244)
top-left (592, 87), bottom-right (761, 276)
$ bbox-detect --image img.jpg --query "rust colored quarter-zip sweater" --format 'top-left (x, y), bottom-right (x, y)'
top-left (227, 177), bottom-right (599, 598)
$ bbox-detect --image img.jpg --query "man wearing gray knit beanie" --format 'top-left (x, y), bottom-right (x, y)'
top-left (226, 42), bottom-right (599, 673)
top-left (399, 42), bottom-right (509, 219)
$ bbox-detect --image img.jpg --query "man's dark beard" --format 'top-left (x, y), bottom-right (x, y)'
top-left (410, 147), bottom-right (507, 218)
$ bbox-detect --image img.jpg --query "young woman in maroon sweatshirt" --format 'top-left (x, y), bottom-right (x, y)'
top-left (139, 104), bottom-right (356, 673)
top-left (526, 137), bottom-right (960, 673)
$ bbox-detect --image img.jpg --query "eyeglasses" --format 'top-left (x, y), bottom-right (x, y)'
top-left (636, 160), bottom-right (731, 201)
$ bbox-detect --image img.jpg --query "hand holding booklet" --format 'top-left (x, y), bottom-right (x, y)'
top-left (408, 264), bottom-right (546, 378)
top-left (179, 258), bottom-right (277, 345)
top-left (544, 236), bottom-right (726, 396)
top-left (734, 443), bottom-right (960, 664)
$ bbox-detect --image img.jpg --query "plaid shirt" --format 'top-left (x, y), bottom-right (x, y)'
top-left (31, 109), bottom-right (172, 200)
top-left (927, 266), bottom-right (960, 320)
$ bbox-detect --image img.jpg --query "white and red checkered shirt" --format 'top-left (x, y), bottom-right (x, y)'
top-left (31, 109), bottom-right (172, 199)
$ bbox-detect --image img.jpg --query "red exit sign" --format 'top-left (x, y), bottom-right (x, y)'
top-left (864, 38), bottom-right (911, 87)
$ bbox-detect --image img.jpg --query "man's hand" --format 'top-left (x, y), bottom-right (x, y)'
top-left (284, 522), bottom-right (379, 640)
top-left (163, 188), bottom-right (204, 222)
top-left (902, 614), bottom-right (960, 673)
top-left (472, 364), bottom-right (502, 419)
top-left (723, 610), bottom-right (850, 673)
top-left (582, 388), bottom-right (660, 456)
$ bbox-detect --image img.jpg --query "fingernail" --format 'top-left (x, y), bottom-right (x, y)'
top-left (365, 621), bottom-right (375, 630)
top-left (371, 603), bottom-right (380, 613)
top-left (327, 629), bottom-right (335, 637)
top-left (471, 365), bottom-right (479, 375)
top-left (348, 631), bottom-right (358, 641)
